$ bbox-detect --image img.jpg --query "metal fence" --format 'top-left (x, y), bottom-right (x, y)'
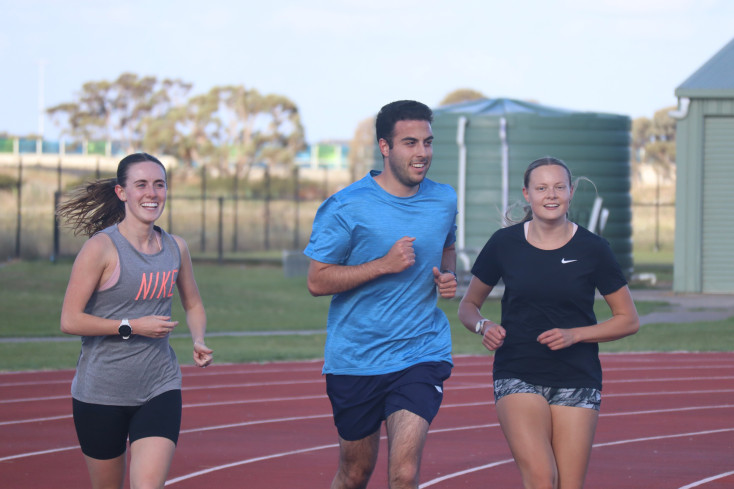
top-left (0, 159), bottom-right (341, 263)
top-left (0, 153), bottom-right (675, 263)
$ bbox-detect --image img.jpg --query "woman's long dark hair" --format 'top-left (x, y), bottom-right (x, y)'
top-left (57, 153), bottom-right (166, 237)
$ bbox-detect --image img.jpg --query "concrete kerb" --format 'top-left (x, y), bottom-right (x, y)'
top-left (629, 289), bottom-right (734, 325)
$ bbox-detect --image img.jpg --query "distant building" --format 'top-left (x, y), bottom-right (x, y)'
top-left (296, 142), bottom-right (350, 171)
top-left (673, 36), bottom-right (734, 293)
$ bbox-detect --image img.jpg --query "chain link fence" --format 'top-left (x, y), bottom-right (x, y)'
top-left (0, 156), bottom-right (346, 263)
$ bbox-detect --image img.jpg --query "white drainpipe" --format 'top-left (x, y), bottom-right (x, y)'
top-left (500, 117), bottom-right (509, 215)
top-left (669, 97), bottom-right (690, 120)
top-left (456, 116), bottom-right (468, 250)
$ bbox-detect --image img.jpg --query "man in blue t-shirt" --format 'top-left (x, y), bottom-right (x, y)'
top-left (304, 100), bottom-right (458, 489)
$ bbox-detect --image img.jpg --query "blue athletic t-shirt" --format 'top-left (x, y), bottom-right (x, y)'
top-left (471, 222), bottom-right (627, 389)
top-left (304, 170), bottom-right (457, 375)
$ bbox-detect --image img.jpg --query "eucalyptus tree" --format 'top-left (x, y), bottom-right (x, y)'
top-left (438, 88), bottom-right (487, 106)
top-left (630, 106), bottom-right (676, 180)
top-left (348, 116), bottom-right (376, 182)
top-left (215, 86), bottom-right (305, 249)
top-left (217, 86), bottom-right (305, 178)
top-left (47, 73), bottom-right (192, 152)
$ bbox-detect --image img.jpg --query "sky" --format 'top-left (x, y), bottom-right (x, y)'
top-left (1, 0), bottom-right (733, 144)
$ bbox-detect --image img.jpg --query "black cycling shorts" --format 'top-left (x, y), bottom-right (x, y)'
top-left (72, 389), bottom-right (182, 460)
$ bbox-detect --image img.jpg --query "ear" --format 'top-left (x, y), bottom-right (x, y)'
top-left (114, 184), bottom-right (127, 202)
top-left (378, 138), bottom-right (390, 158)
top-left (522, 187), bottom-right (530, 203)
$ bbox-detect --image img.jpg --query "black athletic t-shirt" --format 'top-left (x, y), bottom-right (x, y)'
top-left (471, 222), bottom-right (627, 390)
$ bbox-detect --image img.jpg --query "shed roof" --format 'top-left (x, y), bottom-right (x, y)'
top-left (676, 37), bottom-right (734, 98)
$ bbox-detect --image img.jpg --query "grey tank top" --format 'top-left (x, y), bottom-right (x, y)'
top-left (71, 224), bottom-right (183, 405)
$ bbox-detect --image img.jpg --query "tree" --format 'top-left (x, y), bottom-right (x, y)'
top-left (142, 88), bottom-right (220, 170)
top-left (439, 88), bottom-right (487, 106)
top-left (214, 86), bottom-right (305, 177)
top-left (47, 73), bottom-right (192, 152)
top-left (50, 74), bottom-right (305, 179)
top-left (630, 106), bottom-right (676, 180)
top-left (348, 116), bottom-right (376, 181)
top-left (631, 116), bottom-right (652, 163)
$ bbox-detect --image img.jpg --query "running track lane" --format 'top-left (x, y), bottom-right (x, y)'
top-left (1, 352), bottom-right (733, 488)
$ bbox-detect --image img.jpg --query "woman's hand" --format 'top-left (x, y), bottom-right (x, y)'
top-left (193, 340), bottom-right (213, 367)
top-left (537, 328), bottom-right (577, 350)
top-left (131, 315), bottom-right (178, 338)
top-left (482, 322), bottom-right (506, 351)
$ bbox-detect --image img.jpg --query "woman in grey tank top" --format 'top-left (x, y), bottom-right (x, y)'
top-left (58, 152), bottom-right (213, 489)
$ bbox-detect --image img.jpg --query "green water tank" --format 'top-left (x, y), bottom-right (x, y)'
top-left (428, 98), bottom-right (633, 275)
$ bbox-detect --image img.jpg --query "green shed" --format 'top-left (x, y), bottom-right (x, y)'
top-left (427, 98), bottom-right (633, 275)
top-left (673, 37), bottom-right (734, 293)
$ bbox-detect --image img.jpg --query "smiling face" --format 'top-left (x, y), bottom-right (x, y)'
top-left (378, 119), bottom-right (433, 196)
top-left (115, 160), bottom-right (167, 225)
top-left (522, 163), bottom-right (573, 223)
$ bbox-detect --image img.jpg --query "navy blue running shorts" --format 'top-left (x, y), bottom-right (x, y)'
top-left (72, 389), bottom-right (182, 460)
top-left (326, 361), bottom-right (452, 441)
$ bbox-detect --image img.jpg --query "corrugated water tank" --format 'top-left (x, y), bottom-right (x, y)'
top-left (428, 98), bottom-right (633, 275)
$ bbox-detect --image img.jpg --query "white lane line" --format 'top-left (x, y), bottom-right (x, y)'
top-left (0, 445), bottom-right (78, 462)
top-left (419, 427), bottom-right (734, 488)
top-left (4, 361), bottom-right (733, 388)
top-left (178, 413), bottom-right (332, 434)
top-left (420, 459), bottom-right (515, 487)
top-left (0, 414), bottom-right (71, 426)
top-left (164, 443), bottom-right (339, 485)
top-left (3, 388), bottom-right (733, 426)
top-left (677, 470), bottom-right (734, 488)
top-left (3, 402), bottom-right (732, 465)
top-left (0, 394), bottom-right (69, 404)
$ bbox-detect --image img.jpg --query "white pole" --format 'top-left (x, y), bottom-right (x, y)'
top-left (500, 117), bottom-right (509, 215)
top-left (456, 116), bottom-right (468, 250)
top-left (38, 59), bottom-right (46, 138)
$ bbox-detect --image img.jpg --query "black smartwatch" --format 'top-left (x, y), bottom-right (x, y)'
top-left (118, 318), bottom-right (132, 340)
top-left (441, 270), bottom-right (458, 282)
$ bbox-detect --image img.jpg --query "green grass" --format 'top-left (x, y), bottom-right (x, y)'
top-left (0, 258), bottom-right (731, 372)
top-left (601, 319), bottom-right (734, 352)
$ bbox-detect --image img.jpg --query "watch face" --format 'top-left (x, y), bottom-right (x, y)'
top-left (119, 324), bottom-right (132, 338)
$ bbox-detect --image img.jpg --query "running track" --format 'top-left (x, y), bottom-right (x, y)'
top-left (1, 352), bottom-right (733, 488)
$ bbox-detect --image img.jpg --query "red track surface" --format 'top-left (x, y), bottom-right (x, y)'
top-left (1, 352), bottom-right (733, 488)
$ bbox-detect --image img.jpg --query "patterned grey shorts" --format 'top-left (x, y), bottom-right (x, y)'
top-left (494, 378), bottom-right (601, 411)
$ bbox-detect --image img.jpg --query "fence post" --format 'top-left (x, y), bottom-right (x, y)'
top-left (57, 157), bottom-right (62, 193)
top-left (293, 165), bottom-right (300, 250)
top-left (232, 172), bottom-right (239, 252)
top-left (655, 169), bottom-right (660, 252)
top-left (218, 196), bottom-right (224, 263)
top-left (52, 191), bottom-right (60, 263)
top-left (15, 156), bottom-right (23, 259)
top-left (264, 165), bottom-right (270, 251)
top-left (167, 168), bottom-right (173, 234)
top-left (200, 166), bottom-right (207, 252)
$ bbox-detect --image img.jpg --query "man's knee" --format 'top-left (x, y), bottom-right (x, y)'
top-left (389, 461), bottom-right (420, 489)
top-left (334, 458), bottom-right (376, 489)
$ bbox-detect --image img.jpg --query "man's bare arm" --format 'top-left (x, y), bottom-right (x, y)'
top-left (307, 236), bottom-right (416, 296)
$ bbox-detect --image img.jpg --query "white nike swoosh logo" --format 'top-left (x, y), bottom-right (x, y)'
top-left (561, 258), bottom-right (577, 264)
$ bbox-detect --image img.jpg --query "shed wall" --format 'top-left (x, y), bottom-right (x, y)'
top-left (674, 98), bottom-right (734, 292)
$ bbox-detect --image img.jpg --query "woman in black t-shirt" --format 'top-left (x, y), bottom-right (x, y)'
top-left (458, 156), bottom-right (639, 489)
